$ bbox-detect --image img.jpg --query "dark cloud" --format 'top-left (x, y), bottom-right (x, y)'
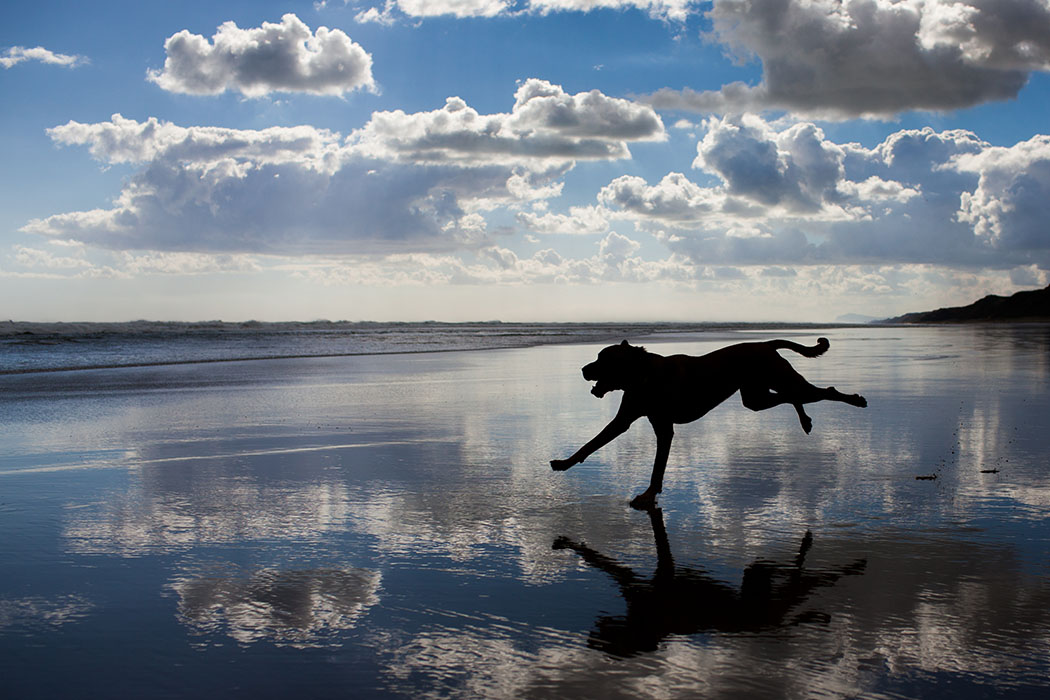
top-left (24, 159), bottom-right (515, 255)
top-left (648, 0), bottom-right (1050, 118)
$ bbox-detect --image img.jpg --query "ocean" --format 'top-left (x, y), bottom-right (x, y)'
top-left (0, 320), bottom-right (821, 374)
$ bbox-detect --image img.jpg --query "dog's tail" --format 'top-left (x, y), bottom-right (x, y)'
top-left (769, 337), bottom-right (830, 358)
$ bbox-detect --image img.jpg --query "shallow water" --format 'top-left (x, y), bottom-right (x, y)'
top-left (2, 325), bottom-right (1049, 698)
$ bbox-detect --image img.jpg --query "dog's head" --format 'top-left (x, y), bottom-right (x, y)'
top-left (582, 340), bottom-right (648, 398)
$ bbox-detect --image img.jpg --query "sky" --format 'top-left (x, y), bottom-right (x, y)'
top-left (3, 0), bottom-right (1050, 322)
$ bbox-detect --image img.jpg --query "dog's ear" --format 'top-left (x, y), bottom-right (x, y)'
top-left (620, 339), bottom-right (630, 347)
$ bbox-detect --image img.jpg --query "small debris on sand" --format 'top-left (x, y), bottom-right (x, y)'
top-left (915, 474), bottom-right (938, 480)
top-left (980, 468), bottom-right (1000, 474)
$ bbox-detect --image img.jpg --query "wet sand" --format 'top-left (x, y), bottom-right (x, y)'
top-left (2, 325), bottom-right (1050, 698)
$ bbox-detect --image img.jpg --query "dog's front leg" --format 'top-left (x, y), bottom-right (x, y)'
top-left (630, 419), bottom-right (673, 509)
top-left (551, 410), bottom-right (637, 472)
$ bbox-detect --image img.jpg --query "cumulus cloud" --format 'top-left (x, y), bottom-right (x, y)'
top-left (598, 114), bottom-right (1050, 270)
top-left (647, 0), bottom-right (1050, 118)
top-left (695, 116), bottom-right (848, 213)
top-left (147, 14), bottom-right (375, 97)
top-left (47, 114), bottom-right (344, 172)
top-left (350, 79), bottom-right (664, 168)
top-left (1, 46), bottom-right (85, 69)
top-left (24, 82), bottom-right (657, 256)
top-left (516, 205), bottom-right (610, 235)
top-left (954, 134), bottom-right (1050, 251)
top-left (598, 172), bottom-right (728, 225)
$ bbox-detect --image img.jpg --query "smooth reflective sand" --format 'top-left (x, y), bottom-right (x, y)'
top-left (2, 325), bottom-right (1049, 698)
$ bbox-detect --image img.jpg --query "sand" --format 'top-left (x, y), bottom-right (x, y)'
top-left (2, 326), bottom-right (1050, 698)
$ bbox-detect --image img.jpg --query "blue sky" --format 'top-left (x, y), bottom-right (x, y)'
top-left (4, 0), bottom-right (1050, 322)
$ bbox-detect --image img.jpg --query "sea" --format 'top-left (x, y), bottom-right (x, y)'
top-left (0, 320), bottom-right (822, 374)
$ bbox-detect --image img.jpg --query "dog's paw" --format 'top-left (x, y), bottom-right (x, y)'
top-left (629, 492), bottom-right (657, 510)
top-left (550, 459), bottom-right (573, 471)
top-left (801, 416), bottom-right (813, 434)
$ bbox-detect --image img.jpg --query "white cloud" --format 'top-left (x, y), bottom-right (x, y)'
top-left (48, 114), bottom-right (344, 172)
top-left (118, 251), bottom-right (262, 275)
top-left (353, 0), bottom-right (697, 21)
top-left (13, 245), bottom-right (93, 270)
top-left (953, 134), bottom-right (1050, 251)
top-left (26, 82), bottom-right (656, 256)
top-left (597, 114), bottom-right (1050, 270)
top-left (355, 1), bottom-right (400, 24)
top-left (147, 13), bottom-right (375, 97)
top-left (647, 0), bottom-right (1050, 118)
top-left (598, 172), bottom-right (728, 224)
top-left (528, 0), bottom-right (696, 22)
top-left (296, 232), bottom-right (702, 287)
top-left (1, 46), bottom-right (85, 69)
top-left (395, 0), bottom-right (512, 18)
top-left (516, 205), bottom-right (610, 235)
top-left (349, 79), bottom-right (664, 168)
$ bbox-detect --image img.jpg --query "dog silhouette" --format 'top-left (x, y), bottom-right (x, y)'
top-left (551, 338), bottom-right (866, 508)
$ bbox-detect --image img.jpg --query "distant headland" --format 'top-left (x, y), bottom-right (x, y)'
top-left (881, 284), bottom-right (1050, 323)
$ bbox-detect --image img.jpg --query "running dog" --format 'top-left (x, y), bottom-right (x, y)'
top-left (550, 338), bottom-right (867, 509)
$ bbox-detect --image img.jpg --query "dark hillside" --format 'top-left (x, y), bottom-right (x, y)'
top-left (882, 285), bottom-right (1050, 323)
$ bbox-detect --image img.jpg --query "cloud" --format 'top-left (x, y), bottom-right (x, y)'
top-left (352, 0), bottom-right (698, 21)
top-left (1, 46), bottom-right (85, 69)
top-left (13, 245), bottom-right (93, 270)
top-left (597, 115), bottom-right (909, 230)
top-left (298, 231), bottom-right (703, 286)
top-left (516, 205), bottom-right (610, 235)
top-left (598, 114), bottom-right (1050, 270)
top-left (695, 116), bottom-right (848, 213)
top-left (954, 134), bottom-right (1050, 251)
top-left (350, 79), bottom-right (664, 168)
top-left (647, 0), bottom-right (1050, 118)
top-left (23, 157), bottom-right (504, 255)
top-left (25, 82), bottom-right (656, 256)
top-left (392, 0), bottom-right (512, 18)
top-left (598, 172), bottom-right (728, 225)
top-left (47, 114), bottom-right (344, 171)
top-left (172, 567), bottom-right (380, 647)
top-left (527, 0), bottom-right (696, 21)
top-left (147, 13), bottom-right (375, 97)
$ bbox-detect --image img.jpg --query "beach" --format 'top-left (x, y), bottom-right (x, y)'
top-left (2, 324), bottom-right (1050, 698)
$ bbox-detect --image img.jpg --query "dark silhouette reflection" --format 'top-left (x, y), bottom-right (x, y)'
top-left (554, 508), bottom-right (866, 657)
top-left (550, 338), bottom-right (867, 508)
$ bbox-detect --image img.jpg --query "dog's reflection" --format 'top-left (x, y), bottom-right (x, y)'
top-left (554, 508), bottom-right (866, 657)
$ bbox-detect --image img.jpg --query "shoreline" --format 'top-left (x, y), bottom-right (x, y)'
top-left (0, 321), bottom-right (858, 376)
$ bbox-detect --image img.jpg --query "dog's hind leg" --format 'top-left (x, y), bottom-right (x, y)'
top-left (791, 403), bottom-right (814, 434)
top-left (630, 418), bottom-right (673, 510)
top-left (741, 384), bottom-right (814, 433)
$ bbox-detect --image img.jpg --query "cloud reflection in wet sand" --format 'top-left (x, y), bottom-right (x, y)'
top-left (0, 595), bottom-right (94, 632)
top-left (171, 566), bottom-right (380, 648)
top-left (63, 467), bottom-right (350, 556)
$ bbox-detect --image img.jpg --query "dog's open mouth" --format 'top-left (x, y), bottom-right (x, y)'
top-left (590, 381), bottom-right (612, 398)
